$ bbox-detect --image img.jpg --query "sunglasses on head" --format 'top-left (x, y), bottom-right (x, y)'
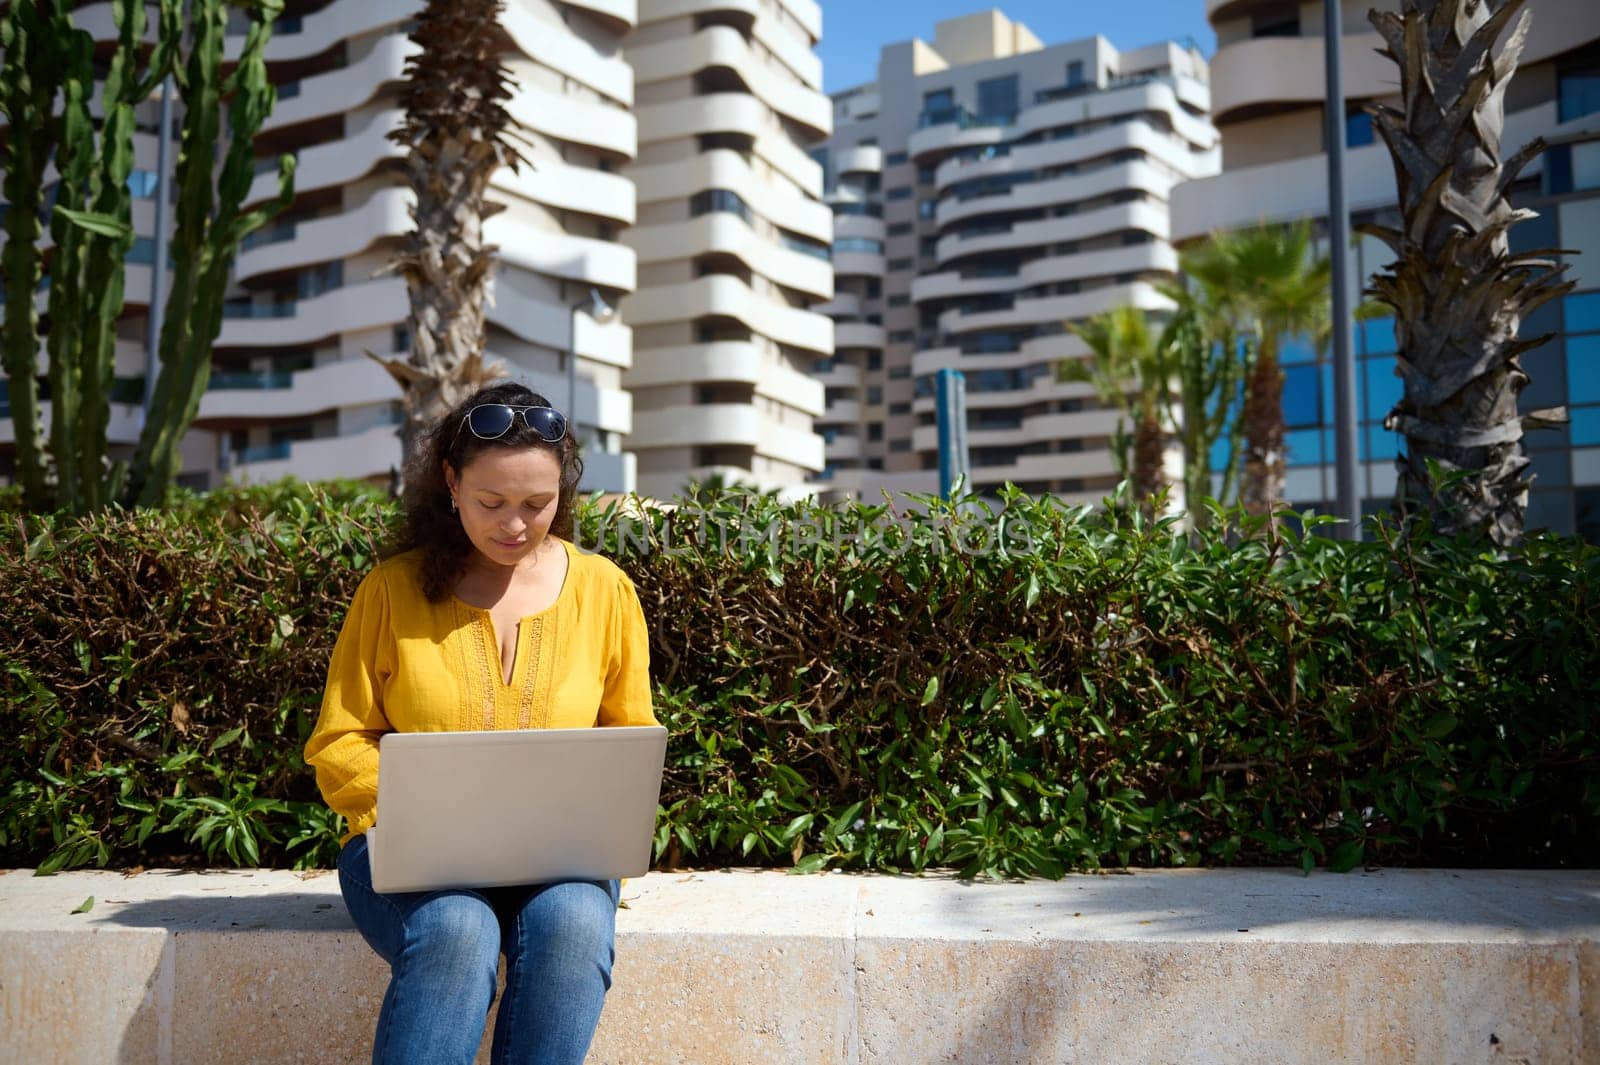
top-left (452, 403), bottom-right (568, 447)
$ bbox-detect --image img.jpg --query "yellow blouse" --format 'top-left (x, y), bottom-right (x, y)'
top-left (305, 538), bottom-right (657, 846)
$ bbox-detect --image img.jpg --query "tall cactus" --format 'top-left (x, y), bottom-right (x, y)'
top-left (0, 0), bottom-right (291, 514)
top-left (0, 0), bottom-right (57, 510)
top-left (125, 0), bottom-right (294, 507)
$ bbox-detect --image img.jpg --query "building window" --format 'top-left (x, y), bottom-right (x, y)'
top-left (889, 439), bottom-right (911, 452)
top-left (888, 329), bottom-right (913, 343)
top-left (919, 236), bottom-right (939, 258)
top-left (833, 237), bottom-right (884, 254)
top-left (888, 222), bottom-right (913, 236)
top-left (886, 150), bottom-right (908, 165)
top-left (976, 75), bottom-right (1019, 124)
top-left (885, 186), bottom-right (912, 201)
top-left (867, 385), bottom-right (883, 405)
top-left (888, 294), bottom-right (909, 307)
top-left (1559, 61), bottom-right (1600, 123)
top-left (1066, 60), bottom-right (1085, 87)
top-left (887, 257), bottom-right (912, 270)
top-left (1546, 139), bottom-right (1600, 195)
top-left (867, 351), bottom-right (883, 370)
top-left (1251, 10), bottom-right (1300, 37)
top-left (1345, 106), bottom-right (1375, 147)
top-left (858, 136), bottom-right (878, 146)
top-left (916, 165), bottom-right (937, 185)
top-left (889, 401), bottom-right (911, 415)
top-left (923, 88), bottom-right (954, 111)
top-left (868, 424), bottom-right (883, 442)
top-left (918, 199), bottom-right (937, 220)
top-left (888, 366), bottom-right (910, 379)
top-left (690, 188), bottom-right (753, 224)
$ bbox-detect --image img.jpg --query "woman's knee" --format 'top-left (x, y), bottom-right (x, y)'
top-left (514, 882), bottom-right (617, 966)
top-left (400, 892), bottom-right (502, 975)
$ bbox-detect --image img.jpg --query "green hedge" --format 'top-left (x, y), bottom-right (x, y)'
top-left (2, 481), bottom-right (1596, 878)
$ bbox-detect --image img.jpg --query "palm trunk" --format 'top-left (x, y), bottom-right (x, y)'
top-left (1361, 0), bottom-right (1572, 546)
top-left (1132, 405), bottom-right (1166, 512)
top-left (1238, 341), bottom-right (1285, 517)
top-left (371, 0), bottom-right (525, 470)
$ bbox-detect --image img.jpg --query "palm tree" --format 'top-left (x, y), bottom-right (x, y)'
top-left (1183, 221), bottom-right (1330, 518)
top-left (371, 0), bottom-right (526, 473)
top-left (1362, 0), bottom-right (1572, 546)
top-left (1063, 306), bottom-right (1169, 507)
top-left (1152, 278), bottom-right (1248, 530)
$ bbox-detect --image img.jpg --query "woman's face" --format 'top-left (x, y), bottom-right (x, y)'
top-left (443, 445), bottom-right (563, 569)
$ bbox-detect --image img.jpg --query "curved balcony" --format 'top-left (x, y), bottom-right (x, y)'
top-left (641, 0), bottom-right (823, 88)
top-left (938, 280), bottom-right (1173, 336)
top-left (243, 107), bottom-right (401, 209)
top-left (486, 277), bottom-right (633, 369)
top-left (936, 200), bottom-right (1170, 265)
top-left (216, 277), bottom-right (408, 349)
top-left (816, 399), bottom-right (860, 425)
top-left (624, 342), bottom-right (823, 413)
top-left (565, 0), bottom-right (637, 32)
top-left (225, 0), bottom-right (413, 63)
top-left (936, 158), bottom-right (1179, 230)
top-left (814, 362), bottom-right (862, 389)
top-left (621, 275), bottom-right (832, 355)
top-left (1015, 76), bottom-right (1214, 149)
top-left (263, 33), bottom-right (415, 133)
top-left (503, 3), bottom-right (633, 106)
top-left (629, 149), bottom-right (830, 243)
top-left (833, 322), bottom-right (885, 350)
top-left (836, 144), bottom-right (884, 176)
top-left (197, 355), bottom-right (398, 421)
top-left (495, 161), bottom-right (635, 226)
top-left (509, 84), bottom-right (635, 158)
top-left (235, 186), bottom-right (410, 282)
top-left (633, 94), bottom-right (821, 193)
top-left (907, 118), bottom-right (1005, 162)
top-left (486, 217), bottom-right (636, 292)
top-left (625, 214), bottom-right (831, 300)
top-left (226, 422), bottom-right (400, 485)
top-left (814, 291), bottom-right (861, 318)
top-left (832, 250), bottom-right (885, 279)
top-left (1210, 32), bottom-right (1390, 125)
top-left (832, 214), bottom-right (885, 243)
top-left (631, 403), bottom-right (823, 469)
top-left (934, 120), bottom-right (1205, 191)
top-left (824, 433), bottom-right (862, 461)
top-left (628, 26), bottom-right (828, 138)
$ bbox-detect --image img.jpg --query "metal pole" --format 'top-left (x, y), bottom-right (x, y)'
top-left (566, 303), bottom-right (579, 435)
top-left (1324, 0), bottom-right (1361, 540)
top-left (143, 72), bottom-right (176, 418)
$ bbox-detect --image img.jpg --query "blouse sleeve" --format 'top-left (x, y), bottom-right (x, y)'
top-left (598, 570), bottom-right (658, 727)
top-left (304, 564), bottom-right (396, 837)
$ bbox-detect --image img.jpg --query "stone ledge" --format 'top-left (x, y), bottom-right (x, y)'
top-left (0, 866), bottom-right (1596, 1064)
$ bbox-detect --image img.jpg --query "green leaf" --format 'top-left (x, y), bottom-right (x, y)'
top-left (790, 853), bottom-right (830, 874)
top-left (53, 206), bottom-right (132, 240)
top-left (71, 895), bottom-right (95, 914)
top-left (921, 675), bottom-right (939, 706)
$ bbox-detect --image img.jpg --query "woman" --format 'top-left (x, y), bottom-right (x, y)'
top-left (305, 381), bottom-right (657, 1065)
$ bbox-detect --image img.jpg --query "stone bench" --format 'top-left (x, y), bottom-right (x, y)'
top-left (1, 866), bottom-right (1596, 1063)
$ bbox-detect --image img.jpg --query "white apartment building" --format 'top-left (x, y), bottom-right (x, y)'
top-left (814, 11), bottom-right (1219, 505)
top-left (621, 0), bottom-right (833, 500)
top-left (1172, 0), bottom-right (1600, 538)
top-left (2, 0), bottom-right (640, 493)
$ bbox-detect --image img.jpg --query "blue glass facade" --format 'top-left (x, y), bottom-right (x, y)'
top-left (1205, 157), bottom-right (1600, 544)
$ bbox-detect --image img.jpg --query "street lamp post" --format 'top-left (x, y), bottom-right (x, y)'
top-left (567, 287), bottom-right (616, 444)
top-left (1324, 0), bottom-right (1361, 539)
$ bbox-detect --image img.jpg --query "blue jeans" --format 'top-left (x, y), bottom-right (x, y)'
top-left (337, 833), bottom-right (620, 1065)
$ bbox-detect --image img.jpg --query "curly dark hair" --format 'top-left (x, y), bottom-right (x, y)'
top-left (383, 381), bottom-right (584, 602)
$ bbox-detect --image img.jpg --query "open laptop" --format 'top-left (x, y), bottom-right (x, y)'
top-left (364, 725), bottom-right (668, 893)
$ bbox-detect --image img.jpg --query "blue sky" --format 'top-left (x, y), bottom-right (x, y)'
top-left (817, 2), bottom-right (1218, 94)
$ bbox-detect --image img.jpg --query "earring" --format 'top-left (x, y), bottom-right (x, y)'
top-left (449, 496), bottom-right (458, 513)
